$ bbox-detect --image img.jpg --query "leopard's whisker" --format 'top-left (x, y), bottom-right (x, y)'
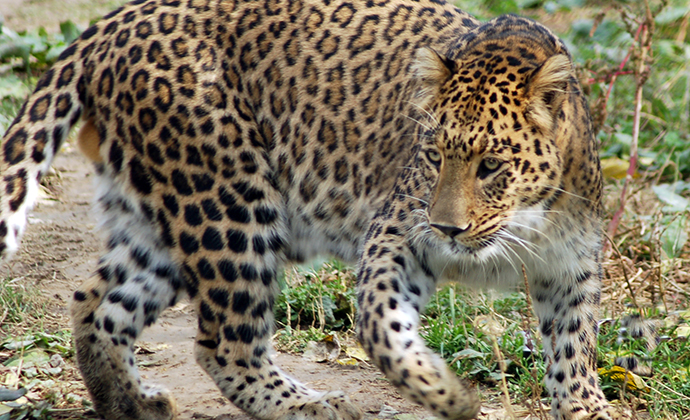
top-left (396, 194), bottom-right (429, 206)
top-left (404, 100), bottom-right (440, 128)
top-left (497, 230), bottom-right (545, 264)
top-left (509, 211), bottom-right (560, 228)
top-left (402, 113), bottom-right (435, 132)
top-left (494, 238), bottom-right (522, 274)
top-left (512, 209), bottom-right (563, 215)
top-left (505, 221), bottom-right (549, 239)
top-left (544, 185), bottom-right (592, 203)
top-left (505, 222), bottom-right (555, 249)
top-left (498, 227), bottom-right (541, 249)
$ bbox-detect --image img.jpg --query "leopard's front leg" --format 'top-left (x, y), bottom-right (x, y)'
top-left (356, 224), bottom-right (480, 420)
top-left (530, 265), bottom-right (617, 420)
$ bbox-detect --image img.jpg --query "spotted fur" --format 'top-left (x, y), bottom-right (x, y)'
top-left (1, 0), bottom-right (618, 419)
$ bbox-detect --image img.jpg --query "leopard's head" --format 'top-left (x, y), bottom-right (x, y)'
top-left (412, 22), bottom-right (578, 256)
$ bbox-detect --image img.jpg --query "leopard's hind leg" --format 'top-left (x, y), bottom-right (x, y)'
top-left (184, 165), bottom-right (361, 420)
top-left (191, 265), bottom-right (361, 420)
top-left (71, 172), bottom-right (185, 420)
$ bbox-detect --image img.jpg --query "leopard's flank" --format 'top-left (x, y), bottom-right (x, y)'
top-left (0, 0), bottom-right (614, 419)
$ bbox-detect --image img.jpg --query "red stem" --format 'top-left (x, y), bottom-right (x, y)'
top-left (587, 70), bottom-right (633, 85)
top-left (604, 23), bottom-right (645, 103)
top-left (605, 21), bottom-right (649, 249)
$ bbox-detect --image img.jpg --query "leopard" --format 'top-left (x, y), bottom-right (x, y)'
top-left (0, 0), bottom-right (618, 419)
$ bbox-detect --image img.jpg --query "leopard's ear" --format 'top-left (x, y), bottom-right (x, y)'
top-left (414, 48), bottom-right (457, 84)
top-left (413, 48), bottom-right (457, 106)
top-left (524, 54), bottom-right (572, 132)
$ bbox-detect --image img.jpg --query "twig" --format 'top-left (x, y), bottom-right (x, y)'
top-left (587, 70), bottom-right (634, 85)
top-left (586, 21), bottom-right (644, 108)
top-left (605, 22), bottom-right (644, 104)
top-left (286, 299), bottom-right (292, 334)
top-left (491, 336), bottom-right (516, 420)
top-left (651, 378), bottom-right (690, 400)
top-left (606, 1), bottom-right (655, 246)
top-left (604, 232), bottom-right (641, 311)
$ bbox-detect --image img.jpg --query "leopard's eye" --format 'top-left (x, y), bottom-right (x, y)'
top-left (483, 158), bottom-right (500, 171)
top-left (477, 157), bottom-right (502, 179)
top-left (426, 149), bottom-right (442, 166)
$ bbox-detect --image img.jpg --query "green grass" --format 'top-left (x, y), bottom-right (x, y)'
top-left (0, 75), bottom-right (34, 134)
top-left (421, 288), bottom-right (543, 390)
top-left (271, 266), bottom-right (690, 418)
top-left (0, 276), bottom-right (47, 331)
top-left (424, 287), bottom-right (690, 418)
top-left (0, 276), bottom-right (78, 420)
top-left (269, 257), bottom-right (690, 418)
top-left (275, 260), bottom-right (357, 331)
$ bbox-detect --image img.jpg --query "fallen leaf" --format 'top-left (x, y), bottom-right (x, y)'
top-left (335, 358), bottom-right (359, 366)
top-left (601, 157), bottom-right (633, 180)
top-left (0, 387), bottom-right (26, 402)
top-left (344, 344), bottom-right (369, 362)
top-left (675, 325), bottom-right (690, 338)
top-left (598, 366), bottom-right (649, 392)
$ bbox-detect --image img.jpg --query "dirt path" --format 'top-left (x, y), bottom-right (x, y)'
top-left (1, 142), bottom-right (440, 419)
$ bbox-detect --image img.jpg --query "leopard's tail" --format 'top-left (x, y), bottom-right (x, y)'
top-left (0, 33), bottom-right (95, 259)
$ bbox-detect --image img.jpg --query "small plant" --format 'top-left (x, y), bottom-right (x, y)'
top-left (273, 327), bottom-right (330, 353)
top-left (1, 330), bottom-right (78, 420)
top-left (2, 331), bottom-right (73, 359)
top-left (0, 276), bottom-right (46, 332)
top-left (274, 260), bottom-right (357, 331)
top-left (0, 74), bottom-right (34, 134)
top-left (596, 315), bottom-right (690, 417)
top-left (421, 286), bottom-right (546, 409)
top-left (0, 20), bottom-right (81, 71)
top-left (0, 20), bottom-right (83, 134)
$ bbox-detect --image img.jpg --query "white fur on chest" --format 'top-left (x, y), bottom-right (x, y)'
top-left (423, 204), bottom-right (600, 290)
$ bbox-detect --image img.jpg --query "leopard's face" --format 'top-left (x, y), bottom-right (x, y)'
top-left (411, 45), bottom-right (572, 257)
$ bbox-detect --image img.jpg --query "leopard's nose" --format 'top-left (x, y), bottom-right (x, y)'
top-left (430, 223), bottom-right (470, 238)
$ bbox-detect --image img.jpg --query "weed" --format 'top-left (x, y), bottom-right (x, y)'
top-left (422, 287), bottom-right (547, 405)
top-left (0, 20), bottom-right (81, 71)
top-left (0, 74), bottom-right (35, 134)
top-left (420, 283), bottom-right (690, 418)
top-left (0, 19), bottom-right (82, 134)
top-left (273, 327), bottom-right (330, 354)
top-left (0, 330), bottom-right (80, 420)
top-left (0, 276), bottom-right (46, 332)
top-left (274, 260), bottom-right (357, 332)
top-left (596, 316), bottom-right (690, 418)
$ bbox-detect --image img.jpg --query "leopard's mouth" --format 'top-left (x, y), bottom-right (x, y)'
top-left (449, 235), bottom-right (499, 254)
top-left (416, 216), bottom-right (493, 251)
top-left (425, 226), bottom-right (499, 256)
